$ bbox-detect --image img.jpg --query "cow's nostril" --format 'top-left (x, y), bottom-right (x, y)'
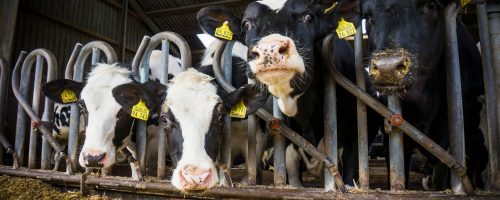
top-left (251, 51), bottom-right (260, 59)
top-left (278, 45), bottom-right (288, 54)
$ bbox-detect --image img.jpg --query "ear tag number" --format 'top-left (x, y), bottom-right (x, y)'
top-left (461, 0), bottom-right (471, 7)
top-left (215, 21), bottom-right (233, 41)
top-left (230, 100), bottom-right (247, 119)
top-left (324, 2), bottom-right (338, 14)
top-left (61, 89), bottom-right (78, 103)
top-left (336, 18), bottom-right (357, 39)
top-left (131, 99), bottom-right (149, 121)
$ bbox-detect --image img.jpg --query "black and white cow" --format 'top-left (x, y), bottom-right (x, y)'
top-left (43, 63), bottom-right (166, 179)
top-left (336, 0), bottom-right (488, 190)
top-left (197, 0), bottom-right (381, 188)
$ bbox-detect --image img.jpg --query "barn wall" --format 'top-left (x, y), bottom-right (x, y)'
top-left (3, 0), bottom-right (153, 165)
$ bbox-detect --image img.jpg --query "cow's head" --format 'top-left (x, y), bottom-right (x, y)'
top-left (197, 0), bottom-right (353, 117)
top-left (42, 64), bottom-right (165, 169)
top-left (114, 69), bottom-right (266, 191)
top-left (338, 0), bottom-right (455, 95)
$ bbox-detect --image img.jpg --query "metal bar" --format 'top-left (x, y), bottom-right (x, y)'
top-left (131, 36), bottom-right (151, 82)
top-left (487, 2), bottom-right (500, 190)
top-left (64, 43), bottom-right (83, 79)
top-left (477, 2), bottom-right (499, 191)
top-left (324, 68), bottom-right (337, 191)
top-left (387, 96), bottom-right (405, 191)
top-left (247, 110), bottom-right (257, 185)
top-left (157, 40), bottom-right (169, 179)
top-left (27, 56), bottom-right (43, 169)
top-left (272, 100), bottom-right (287, 187)
top-left (211, 40), bottom-right (346, 192)
top-left (354, 22), bottom-right (369, 190)
top-left (321, 34), bottom-right (474, 194)
top-left (220, 41), bottom-right (234, 186)
top-left (0, 58), bottom-right (12, 166)
top-left (146, 0), bottom-right (253, 16)
top-left (14, 52), bottom-right (29, 166)
top-left (444, 3), bottom-right (466, 194)
top-left (0, 0), bottom-right (20, 65)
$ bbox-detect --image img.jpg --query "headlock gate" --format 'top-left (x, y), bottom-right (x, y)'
top-left (0, 1), bottom-right (499, 199)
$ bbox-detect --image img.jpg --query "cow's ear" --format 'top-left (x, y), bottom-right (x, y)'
top-left (42, 79), bottom-right (84, 104)
top-left (316, 0), bottom-right (361, 27)
top-left (112, 82), bottom-right (167, 118)
top-left (197, 6), bottom-right (242, 40)
top-left (223, 84), bottom-right (270, 115)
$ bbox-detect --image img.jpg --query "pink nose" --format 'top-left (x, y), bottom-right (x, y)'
top-left (179, 165), bottom-right (212, 190)
top-left (251, 38), bottom-right (291, 70)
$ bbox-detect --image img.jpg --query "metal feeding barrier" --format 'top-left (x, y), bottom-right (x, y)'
top-left (131, 32), bottom-right (191, 179)
top-left (0, 58), bottom-right (18, 169)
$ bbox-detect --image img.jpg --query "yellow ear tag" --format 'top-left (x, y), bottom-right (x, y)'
top-left (131, 99), bottom-right (149, 121)
top-left (461, 0), bottom-right (471, 7)
top-left (230, 100), bottom-right (247, 119)
top-left (215, 21), bottom-right (233, 41)
top-left (61, 89), bottom-right (78, 103)
top-left (336, 18), bottom-right (357, 39)
top-left (324, 2), bottom-right (338, 14)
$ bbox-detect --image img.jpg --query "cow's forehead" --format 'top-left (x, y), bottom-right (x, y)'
top-left (256, 0), bottom-right (288, 12)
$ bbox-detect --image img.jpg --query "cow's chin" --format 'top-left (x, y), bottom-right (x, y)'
top-left (78, 149), bottom-right (115, 169)
top-left (373, 84), bottom-right (408, 96)
top-left (255, 68), bottom-right (296, 86)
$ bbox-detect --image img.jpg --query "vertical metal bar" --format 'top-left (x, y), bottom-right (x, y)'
top-left (64, 43), bottom-right (83, 79)
top-left (444, 3), bottom-right (466, 194)
top-left (388, 95), bottom-right (405, 191)
top-left (273, 98), bottom-right (286, 186)
top-left (132, 36), bottom-right (151, 82)
top-left (39, 56), bottom-right (52, 170)
top-left (137, 49), bottom-right (148, 175)
top-left (0, 58), bottom-right (7, 165)
top-left (0, 0), bottom-right (20, 65)
top-left (157, 40), bottom-right (169, 179)
top-left (486, 3), bottom-right (500, 190)
top-left (27, 55), bottom-right (44, 169)
top-left (14, 52), bottom-right (29, 166)
top-left (477, 2), bottom-right (499, 191)
top-left (220, 41), bottom-right (234, 185)
top-left (354, 23), bottom-right (369, 189)
top-left (247, 80), bottom-right (257, 185)
top-left (324, 73), bottom-right (337, 191)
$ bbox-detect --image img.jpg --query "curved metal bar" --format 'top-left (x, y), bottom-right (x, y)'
top-left (72, 41), bottom-right (117, 81)
top-left (131, 36), bottom-right (151, 81)
top-left (0, 58), bottom-right (18, 169)
top-left (11, 49), bottom-right (69, 170)
top-left (64, 43), bottom-right (83, 79)
top-left (219, 41), bottom-right (234, 186)
top-left (212, 40), bottom-right (346, 192)
top-left (321, 33), bottom-right (474, 194)
top-left (135, 32), bottom-right (192, 175)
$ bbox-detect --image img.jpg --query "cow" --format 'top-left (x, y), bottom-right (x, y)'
top-left (113, 68), bottom-right (268, 191)
top-left (335, 0), bottom-right (489, 190)
top-left (42, 63), bottom-right (166, 179)
top-left (196, 0), bottom-right (381, 188)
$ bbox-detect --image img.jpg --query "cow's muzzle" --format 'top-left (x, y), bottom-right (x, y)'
top-left (369, 48), bottom-right (413, 90)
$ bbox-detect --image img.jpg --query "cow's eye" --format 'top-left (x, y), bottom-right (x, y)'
top-left (303, 14), bottom-right (313, 23)
top-left (242, 20), bottom-right (252, 31)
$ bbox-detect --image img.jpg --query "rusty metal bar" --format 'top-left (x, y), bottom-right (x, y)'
top-left (0, 58), bottom-right (18, 168)
top-left (477, 2), bottom-right (499, 191)
top-left (136, 32), bottom-right (191, 176)
top-left (157, 40), bottom-right (169, 179)
top-left (321, 34), bottom-right (474, 194)
top-left (444, 3), bottom-right (467, 194)
top-left (211, 40), bottom-right (346, 192)
top-left (220, 40), bottom-right (234, 186)
top-left (68, 41), bottom-right (117, 172)
top-left (387, 96), bottom-right (405, 191)
top-left (324, 69), bottom-right (338, 191)
top-left (354, 22), bottom-right (369, 190)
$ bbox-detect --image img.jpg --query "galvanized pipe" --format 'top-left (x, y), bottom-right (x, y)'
top-left (131, 36), bottom-right (151, 82)
top-left (387, 96), bottom-right (405, 191)
top-left (135, 32), bottom-right (191, 176)
top-left (157, 40), bottom-right (169, 179)
top-left (220, 41), bottom-right (234, 185)
top-left (272, 98), bottom-right (287, 186)
top-left (211, 40), bottom-right (346, 192)
top-left (247, 110), bottom-right (257, 185)
top-left (477, 2), bottom-right (499, 191)
top-left (64, 43), bottom-right (83, 79)
top-left (14, 51), bottom-right (29, 166)
top-left (27, 55), bottom-right (43, 169)
top-left (68, 41), bottom-right (117, 172)
top-left (444, 3), bottom-right (466, 194)
top-left (323, 72), bottom-right (337, 191)
top-left (487, 2), bottom-right (500, 190)
top-left (354, 23), bottom-right (369, 190)
top-left (321, 34), bottom-right (474, 194)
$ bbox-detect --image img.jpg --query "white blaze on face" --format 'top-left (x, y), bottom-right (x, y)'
top-left (249, 34), bottom-right (305, 117)
top-left (165, 68), bottom-right (221, 190)
top-left (257, 0), bottom-right (288, 12)
top-left (78, 64), bottom-right (133, 168)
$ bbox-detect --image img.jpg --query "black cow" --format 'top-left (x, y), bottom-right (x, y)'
top-left (197, 0), bottom-right (381, 187)
top-left (337, 0), bottom-right (488, 190)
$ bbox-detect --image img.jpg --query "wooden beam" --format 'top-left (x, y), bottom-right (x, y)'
top-left (146, 0), bottom-right (252, 16)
